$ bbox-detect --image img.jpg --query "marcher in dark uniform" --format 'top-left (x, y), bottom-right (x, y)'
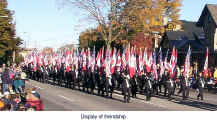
top-left (163, 70), bottom-right (174, 100)
top-left (95, 67), bottom-right (102, 95)
top-left (130, 74), bottom-right (138, 98)
top-left (89, 68), bottom-right (96, 94)
top-left (71, 65), bottom-right (76, 90)
top-left (122, 70), bottom-right (131, 103)
top-left (65, 65), bottom-right (71, 88)
top-left (196, 72), bottom-right (205, 100)
top-left (182, 75), bottom-right (190, 100)
top-left (144, 72), bottom-right (153, 101)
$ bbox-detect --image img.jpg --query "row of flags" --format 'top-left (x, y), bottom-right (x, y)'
top-left (24, 45), bottom-right (209, 79)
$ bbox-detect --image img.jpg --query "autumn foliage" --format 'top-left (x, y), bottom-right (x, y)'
top-left (64, 0), bottom-right (182, 50)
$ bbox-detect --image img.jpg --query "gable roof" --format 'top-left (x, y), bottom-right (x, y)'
top-left (197, 4), bottom-right (217, 27)
top-left (162, 20), bottom-right (206, 50)
top-left (166, 20), bottom-right (204, 41)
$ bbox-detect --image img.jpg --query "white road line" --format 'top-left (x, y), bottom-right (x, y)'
top-left (58, 95), bottom-right (75, 102)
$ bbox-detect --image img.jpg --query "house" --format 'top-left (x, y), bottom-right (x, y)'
top-left (160, 20), bottom-right (206, 65)
top-left (160, 20), bottom-right (206, 52)
top-left (160, 4), bottom-right (217, 66)
top-left (197, 4), bottom-right (217, 52)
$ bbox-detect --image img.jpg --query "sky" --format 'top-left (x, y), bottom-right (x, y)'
top-left (7, 0), bottom-right (217, 50)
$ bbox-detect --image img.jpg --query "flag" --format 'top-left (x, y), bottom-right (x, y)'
top-left (152, 49), bottom-right (158, 80)
top-left (96, 48), bottom-right (102, 67)
top-left (81, 49), bottom-right (87, 71)
top-left (146, 52), bottom-right (153, 73)
top-left (87, 47), bottom-right (91, 69)
top-left (121, 47), bottom-right (127, 70)
top-left (164, 49), bottom-right (170, 70)
top-left (116, 50), bottom-right (121, 67)
top-left (169, 47), bottom-right (177, 75)
top-left (110, 48), bottom-right (117, 74)
top-left (184, 46), bottom-right (191, 77)
top-left (159, 48), bottom-right (164, 77)
top-left (143, 48), bottom-right (148, 66)
top-left (129, 47), bottom-right (136, 78)
top-left (203, 48), bottom-right (209, 77)
top-left (125, 44), bottom-right (130, 65)
top-left (138, 48), bottom-right (143, 75)
top-left (105, 48), bottom-right (111, 77)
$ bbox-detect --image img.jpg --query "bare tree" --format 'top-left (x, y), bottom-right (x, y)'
top-left (58, 0), bottom-right (128, 48)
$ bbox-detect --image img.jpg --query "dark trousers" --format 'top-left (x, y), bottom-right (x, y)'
top-left (145, 89), bottom-right (152, 101)
top-left (197, 87), bottom-right (204, 100)
top-left (182, 86), bottom-right (190, 99)
top-left (123, 87), bottom-right (131, 103)
top-left (131, 85), bottom-right (137, 98)
top-left (164, 86), bottom-right (174, 98)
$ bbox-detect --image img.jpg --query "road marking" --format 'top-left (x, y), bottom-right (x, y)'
top-left (58, 95), bottom-right (74, 102)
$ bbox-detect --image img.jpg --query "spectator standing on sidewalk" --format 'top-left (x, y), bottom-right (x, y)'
top-left (1, 65), bottom-right (12, 93)
top-left (213, 67), bottom-right (217, 80)
top-left (0, 67), bottom-right (3, 91)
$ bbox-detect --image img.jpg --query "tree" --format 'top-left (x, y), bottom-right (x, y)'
top-left (60, 0), bottom-right (129, 48)
top-left (118, 0), bottom-right (182, 49)
top-left (61, 0), bottom-right (182, 50)
top-left (0, 0), bottom-right (22, 64)
top-left (79, 28), bottom-right (104, 48)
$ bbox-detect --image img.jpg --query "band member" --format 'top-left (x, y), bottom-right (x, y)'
top-left (89, 68), bottom-right (96, 95)
top-left (196, 72), bottom-right (205, 100)
top-left (182, 74), bottom-right (190, 100)
top-left (131, 74), bottom-right (138, 98)
top-left (122, 70), bottom-right (131, 103)
top-left (144, 72), bottom-right (152, 101)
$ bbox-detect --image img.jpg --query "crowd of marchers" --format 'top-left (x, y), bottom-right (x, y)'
top-left (0, 64), bottom-right (43, 111)
top-left (21, 46), bottom-right (217, 103)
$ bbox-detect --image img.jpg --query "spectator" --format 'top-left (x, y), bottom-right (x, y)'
top-left (13, 74), bottom-right (25, 93)
top-left (1, 91), bottom-right (13, 111)
top-left (1, 67), bottom-right (12, 93)
top-left (0, 68), bottom-right (2, 91)
top-left (213, 67), bottom-right (217, 80)
top-left (0, 100), bottom-right (5, 111)
top-left (25, 88), bottom-right (43, 111)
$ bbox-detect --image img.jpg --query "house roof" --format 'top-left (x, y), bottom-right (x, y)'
top-left (169, 40), bottom-right (206, 51)
top-left (166, 20), bottom-right (204, 41)
top-left (162, 20), bottom-right (206, 50)
top-left (197, 4), bottom-right (217, 27)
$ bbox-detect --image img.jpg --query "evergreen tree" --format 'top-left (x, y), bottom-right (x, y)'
top-left (0, 0), bottom-right (21, 64)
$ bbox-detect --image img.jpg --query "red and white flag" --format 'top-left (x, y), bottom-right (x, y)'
top-left (143, 48), bottom-right (148, 66)
top-left (116, 50), bottom-right (121, 67)
top-left (184, 46), bottom-right (191, 77)
top-left (203, 48), bottom-right (209, 77)
top-left (169, 47), bottom-right (177, 75)
top-left (146, 52), bottom-right (152, 73)
top-left (110, 48), bottom-right (117, 74)
top-left (129, 47), bottom-right (136, 78)
top-left (96, 48), bottom-right (102, 67)
top-left (138, 48), bottom-right (143, 75)
top-left (81, 49), bottom-right (87, 71)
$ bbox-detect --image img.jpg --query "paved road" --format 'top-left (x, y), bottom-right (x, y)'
top-left (25, 80), bottom-right (217, 111)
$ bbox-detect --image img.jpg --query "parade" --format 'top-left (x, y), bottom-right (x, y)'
top-left (21, 45), bottom-right (215, 104)
top-left (2, 1), bottom-right (217, 118)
